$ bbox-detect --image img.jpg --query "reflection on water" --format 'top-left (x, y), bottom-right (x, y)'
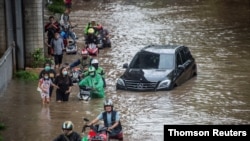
top-left (1, 1), bottom-right (250, 140)
top-left (38, 105), bottom-right (51, 139)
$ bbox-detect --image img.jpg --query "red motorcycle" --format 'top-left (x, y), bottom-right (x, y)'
top-left (82, 118), bottom-right (123, 141)
top-left (86, 43), bottom-right (99, 56)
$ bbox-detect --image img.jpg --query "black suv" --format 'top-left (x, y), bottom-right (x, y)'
top-left (116, 44), bottom-right (197, 91)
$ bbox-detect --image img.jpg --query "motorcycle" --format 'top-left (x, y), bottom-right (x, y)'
top-left (77, 86), bottom-right (91, 101)
top-left (66, 40), bottom-right (78, 54)
top-left (81, 118), bottom-right (123, 141)
top-left (86, 43), bottom-right (99, 56)
top-left (60, 24), bottom-right (78, 54)
top-left (69, 67), bottom-right (82, 84)
top-left (81, 118), bottom-right (109, 141)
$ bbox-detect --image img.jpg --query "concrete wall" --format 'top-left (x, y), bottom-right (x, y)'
top-left (23, 0), bottom-right (44, 67)
top-left (0, 0), bottom-right (6, 56)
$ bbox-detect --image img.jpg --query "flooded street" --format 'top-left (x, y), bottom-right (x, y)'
top-left (1, 0), bottom-right (250, 140)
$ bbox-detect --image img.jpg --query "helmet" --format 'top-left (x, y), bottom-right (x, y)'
top-left (88, 28), bottom-right (95, 34)
top-left (104, 99), bottom-right (113, 107)
top-left (91, 59), bottom-right (99, 70)
top-left (81, 49), bottom-right (88, 55)
top-left (88, 66), bottom-right (96, 72)
top-left (62, 121), bottom-right (74, 130)
top-left (91, 59), bottom-right (99, 65)
top-left (96, 24), bottom-right (103, 30)
top-left (88, 66), bottom-right (96, 76)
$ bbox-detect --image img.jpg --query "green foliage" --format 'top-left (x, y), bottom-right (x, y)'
top-left (0, 123), bottom-right (6, 131)
top-left (14, 70), bottom-right (39, 81)
top-left (0, 122), bottom-right (6, 141)
top-left (31, 48), bottom-right (53, 68)
top-left (31, 48), bottom-right (45, 68)
top-left (47, 0), bottom-right (65, 14)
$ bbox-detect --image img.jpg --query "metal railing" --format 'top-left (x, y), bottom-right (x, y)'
top-left (0, 46), bottom-right (15, 95)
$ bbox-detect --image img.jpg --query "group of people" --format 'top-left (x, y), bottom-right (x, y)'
top-left (44, 9), bottom-right (111, 70)
top-left (53, 99), bottom-right (123, 141)
top-left (42, 1), bottom-right (122, 140)
top-left (37, 51), bottom-right (106, 103)
top-left (84, 20), bottom-right (111, 48)
top-left (38, 61), bottom-right (73, 104)
top-left (44, 7), bottom-right (75, 70)
top-left (38, 60), bottom-right (123, 140)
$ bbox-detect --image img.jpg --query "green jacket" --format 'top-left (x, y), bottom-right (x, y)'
top-left (84, 23), bottom-right (99, 35)
top-left (78, 74), bottom-right (105, 98)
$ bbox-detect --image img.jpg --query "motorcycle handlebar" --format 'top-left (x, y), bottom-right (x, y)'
top-left (79, 86), bottom-right (92, 90)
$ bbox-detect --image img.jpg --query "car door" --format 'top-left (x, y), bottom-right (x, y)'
top-left (174, 50), bottom-right (187, 86)
top-left (181, 47), bottom-right (196, 81)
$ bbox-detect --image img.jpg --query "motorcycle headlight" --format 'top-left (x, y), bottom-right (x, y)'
top-left (117, 78), bottom-right (125, 86)
top-left (157, 79), bottom-right (171, 89)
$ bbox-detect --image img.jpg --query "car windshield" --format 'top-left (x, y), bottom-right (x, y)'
top-left (129, 52), bottom-right (174, 69)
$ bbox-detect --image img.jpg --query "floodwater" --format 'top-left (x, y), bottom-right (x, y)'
top-left (1, 0), bottom-right (250, 140)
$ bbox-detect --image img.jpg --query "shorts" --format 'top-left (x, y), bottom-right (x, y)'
top-left (54, 54), bottom-right (63, 65)
top-left (40, 92), bottom-right (50, 99)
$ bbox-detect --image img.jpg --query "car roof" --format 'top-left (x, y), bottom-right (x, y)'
top-left (140, 44), bottom-right (184, 54)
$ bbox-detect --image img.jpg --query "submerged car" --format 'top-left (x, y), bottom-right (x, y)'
top-left (116, 44), bottom-right (197, 91)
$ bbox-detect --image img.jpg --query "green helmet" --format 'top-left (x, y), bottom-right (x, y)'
top-left (88, 66), bottom-right (96, 72)
top-left (88, 66), bottom-right (96, 76)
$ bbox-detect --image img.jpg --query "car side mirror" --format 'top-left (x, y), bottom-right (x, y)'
top-left (123, 63), bottom-right (128, 68)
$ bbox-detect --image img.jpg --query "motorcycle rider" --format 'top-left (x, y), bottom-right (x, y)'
top-left (67, 48), bottom-right (92, 73)
top-left (53, 121), bottom-right (82, 141)
top-left (96, 24), bottom-right (111, 48)
top-left (84, 20), bottom-right (99, 37)
top-left (78, 66), bottom-right (105, 98)
top-left (85, 28), bottom-right (98, 46)
top-left (87, 99), bottom-right (123, 140)
top-left (84, 59), bottom-right (106, 87)
top-left (60, 8), bottom-right (76, 47)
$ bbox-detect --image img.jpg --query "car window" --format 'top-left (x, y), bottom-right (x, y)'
top-left (129, 52), bottom-right (174, 69)
top-left (176, 52), bottom-right (183, 66)
top-left (159, 54), bottom-right (174, 69)
top-left (130, 52), bottom-right (159, 69)
top-left (180, 49), bottom-right (187, 63)
top-left (183, 47), bottom-right (193, 60)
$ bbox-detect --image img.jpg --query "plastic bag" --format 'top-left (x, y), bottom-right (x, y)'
top-left (37, 87), bottom-right (42, 92)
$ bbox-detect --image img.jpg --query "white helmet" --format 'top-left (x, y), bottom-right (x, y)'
top-left (91, 59), bottom-right (99, 64)
top-left (104, 99), bottom-right (113, 107)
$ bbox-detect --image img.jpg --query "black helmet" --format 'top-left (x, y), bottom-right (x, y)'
top-left (62, 121), bottom-right (74, 130)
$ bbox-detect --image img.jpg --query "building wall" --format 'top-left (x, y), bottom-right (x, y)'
top-left (23, 0), bottom-right (44, 67)
top-left (0, 0), bottom-right (6, 56)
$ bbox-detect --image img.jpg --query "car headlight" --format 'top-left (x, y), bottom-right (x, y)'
top-left (117, 78), bottom-right (125, 86)
top-left (157, 79), bottom-right (171, 89)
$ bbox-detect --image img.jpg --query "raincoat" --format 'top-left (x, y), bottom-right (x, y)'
top-left (78, 73), bottom-right (105, 98)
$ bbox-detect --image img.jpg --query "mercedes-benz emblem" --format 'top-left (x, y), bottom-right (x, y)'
top-left (137, 83), bottom-right (143, 88)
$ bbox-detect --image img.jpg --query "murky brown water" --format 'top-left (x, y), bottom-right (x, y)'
top-left (1, 0), bottom-right (250, 141)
